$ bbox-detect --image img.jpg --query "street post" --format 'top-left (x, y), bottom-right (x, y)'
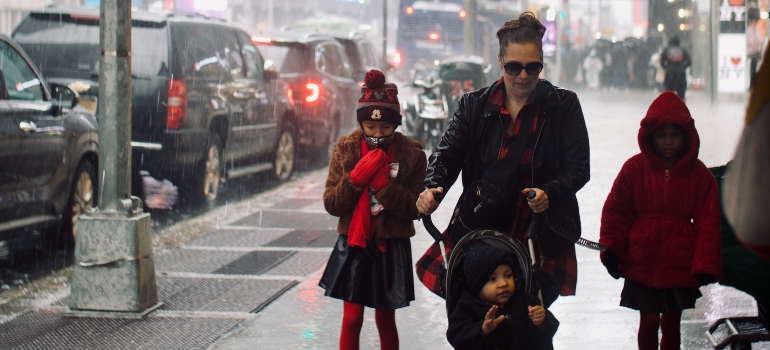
top-left (68, 0), bottom-right (160, 318)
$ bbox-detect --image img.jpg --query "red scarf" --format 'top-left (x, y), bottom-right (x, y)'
top-left (348, 138), bottom-right (395, 248)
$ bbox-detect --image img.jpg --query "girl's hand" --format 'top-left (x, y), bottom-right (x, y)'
top-left (481, 305), bottom-right (505, 337)
top-left (416, 187), bottom-right (443, 215)
top-left (522, 188), bottom-right (549, 213)
top-left (528, 306), bottom-right (546, 325)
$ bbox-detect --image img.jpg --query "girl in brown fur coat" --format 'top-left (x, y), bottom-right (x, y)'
top-left (319, 70), bottom-right (427, 350)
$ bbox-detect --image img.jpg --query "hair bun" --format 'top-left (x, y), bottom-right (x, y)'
top-left (364, 69), bottom-right (386, 89)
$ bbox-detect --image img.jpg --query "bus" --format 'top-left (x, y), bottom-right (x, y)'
top-left (394, 0), bottom-right (517, 78)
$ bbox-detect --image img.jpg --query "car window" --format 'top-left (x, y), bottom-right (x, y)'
top-left (335, 45), bottom-right (353, 78)
top-left (0, 41), bottom-right (44, 101)
top-left (13, 13), bottom-right (167, 79)
top-left (171, 23), bottom-right (230, 79)
top-left (362, 42), bottom-right (379, 69)
top-left (236, 32), bottom-right (263, 80)
top-left (259, 44), bottom-right (305, 74)
top-left (318, 44), bottom-right (351, 79)
top-left (220, 30), bottom-right (244, 78)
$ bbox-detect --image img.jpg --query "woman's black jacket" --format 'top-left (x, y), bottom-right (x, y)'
top-left (423, 79), bottom-right (590, 235)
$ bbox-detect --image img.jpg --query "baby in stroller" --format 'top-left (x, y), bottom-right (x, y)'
top-left (446, 235), bottom-right (559, 349)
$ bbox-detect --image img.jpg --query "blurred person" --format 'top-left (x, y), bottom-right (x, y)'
top-left (723, 44), bottom-right (770, 261)
top-left (416, 12), bottom-right (590, 308)
top-left (583, 48), bottom-right (603, 89)
top-left (599, 91), bottom-right (722, 350)
top-left (660, 36), bottom-right (691, 100)
top-left (319, 69), bottom-right (427, 350)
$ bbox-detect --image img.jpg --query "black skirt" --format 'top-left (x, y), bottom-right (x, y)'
top-left (620, 279), bottom-right (702, 313)
top-left (319, 234), bottom-right (415, 310)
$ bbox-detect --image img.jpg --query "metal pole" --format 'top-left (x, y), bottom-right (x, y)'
top-left (464, 0), bottom-right (476, 55)
top-left (99, 0), bottom-right (131, 214)
top-left (68, 0), bottom-right (160, 317)
top-left (383, 0), bottom-right (388, 66)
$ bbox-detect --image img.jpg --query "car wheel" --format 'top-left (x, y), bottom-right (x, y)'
top-left (190, 134), bottom-right (222, 209)
top-left (50, 160), bottom-right (96, 249)
top-left (273, 124), bottom-right (296, 181)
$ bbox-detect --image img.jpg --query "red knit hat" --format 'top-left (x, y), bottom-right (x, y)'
top-left (357, 70), bottom-right (402, 125)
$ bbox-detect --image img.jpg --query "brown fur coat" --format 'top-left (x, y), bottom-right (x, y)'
top-left (323, 129), bottom-right (427, 240)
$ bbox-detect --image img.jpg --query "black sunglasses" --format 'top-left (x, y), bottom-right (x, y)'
top-left (503, 61), bottom-right (544, 76)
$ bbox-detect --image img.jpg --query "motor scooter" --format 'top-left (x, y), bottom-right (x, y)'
top-left (406, 77), bottom-right (449, 150)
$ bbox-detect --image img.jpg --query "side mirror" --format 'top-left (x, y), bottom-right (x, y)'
top-left (50, 83), bottom-right (80, 109)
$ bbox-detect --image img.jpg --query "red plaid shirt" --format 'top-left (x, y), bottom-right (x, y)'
top-left (490, 78), bottom-right (577, 296)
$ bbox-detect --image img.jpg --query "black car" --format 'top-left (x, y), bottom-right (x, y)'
top-left (319, 31), bottom-right (385, 84)
top-left (253, 31), bottom-right (359, 160)
top-left (13, 6), bottom-right (296, 209)
top-left (0, 33), bottom-right (98, 250)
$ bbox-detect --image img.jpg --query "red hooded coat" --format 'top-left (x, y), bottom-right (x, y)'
top-left (599, 91), bottom-right (721, 289)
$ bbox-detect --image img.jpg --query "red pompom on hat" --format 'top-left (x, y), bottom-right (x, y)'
top-left (357, 69), bottom-right (402, 125)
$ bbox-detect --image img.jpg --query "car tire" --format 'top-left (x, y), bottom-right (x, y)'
top-left (189, 133), bottom-right (222, 209)
top-left (49, 160), bottom-right (97, 250)
top-left (272, 123), bottom-right (296, 181)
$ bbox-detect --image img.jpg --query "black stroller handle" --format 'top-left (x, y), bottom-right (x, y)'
top-left (419, 187), bottom-right (445, 243)
top-left (421, 214), bottom-right (443, 243)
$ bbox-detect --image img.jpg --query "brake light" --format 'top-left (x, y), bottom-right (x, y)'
top-left (305, 83), bottom-right (320, 102)
top-left (406, 6), bottom-right (413, 14)
top-left (167, 78), bottom-right (187, 129)
top-left (394, 51), bottom-right (402, 64)
top-left (252, 36), bottom-right (272, 44)
top-left (459, 10), bottom-right (466, 18)
top-left (429, 33), bottom-right (439, 40)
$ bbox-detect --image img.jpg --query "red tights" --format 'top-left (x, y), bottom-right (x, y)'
top-left (340, 301), bottom-right (399, 350)
top-left (638, 311), bottom-right (682, 350)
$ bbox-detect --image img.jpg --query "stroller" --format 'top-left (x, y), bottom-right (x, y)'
top-left (421, 215), bottom-right (538, 316)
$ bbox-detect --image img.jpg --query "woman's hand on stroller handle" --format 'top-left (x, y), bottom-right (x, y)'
top-left (523, 188), bottom-right (549, 213)
top-left (417, 187), bottom-right (444, 215)
top-left (482, 305), bottom-right (506, 337)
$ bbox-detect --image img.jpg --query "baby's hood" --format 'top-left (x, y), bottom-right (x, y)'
top-left (637, 91), bottom-right (700, 171)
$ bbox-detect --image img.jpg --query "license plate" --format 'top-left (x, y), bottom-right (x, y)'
top-left (78, 96), bottom-right (97, 114)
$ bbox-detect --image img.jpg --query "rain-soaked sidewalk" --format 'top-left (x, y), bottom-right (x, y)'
top-left (0, 88), bottom-right (767, 349)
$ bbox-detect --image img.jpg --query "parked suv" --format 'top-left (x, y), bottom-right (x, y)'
top-left (253, 31), bottom-right (359, 160)
top-left (0, 33), bottom-right (98, 250)
top-left (13, 6), bottom-right (295, 208)
top-left (319, 31), bottom-right (385, 84)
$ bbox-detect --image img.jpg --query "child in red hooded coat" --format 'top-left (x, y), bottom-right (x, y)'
top-left (599, 91), bottom-right (721, 350)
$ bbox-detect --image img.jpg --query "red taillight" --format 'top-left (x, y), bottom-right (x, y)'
top-left (406, 6), bottom-right (413, 14)
top-left (394, 51), bottom-right (402, 64)
top-left (167, 79), bottom-right (187, 129)
top-left (429, 33), bottom-right (439, 40)
top-left (459, 10), bottom-right (466, 18)
top-left (305, 83), bottom-right (320, 102)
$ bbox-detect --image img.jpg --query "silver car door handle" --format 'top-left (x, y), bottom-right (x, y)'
top-left (19, 121), bottom-right (37, 133)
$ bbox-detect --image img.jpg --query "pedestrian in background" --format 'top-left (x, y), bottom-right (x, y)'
top-left (416, 12), bottom-right (590, 308)
top-left (599, 91), bottom-right (722, 350)
top-left (660, 36), bottom-right (691, 100)
top-left (319, 69), bottom-right (427, 350)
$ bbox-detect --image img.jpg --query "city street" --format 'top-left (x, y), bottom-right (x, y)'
top-left (0, 87), bottom-right (767, 349)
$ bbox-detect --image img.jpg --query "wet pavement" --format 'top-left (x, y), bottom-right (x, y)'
top-left (0, 88), bottom-right (768, 349)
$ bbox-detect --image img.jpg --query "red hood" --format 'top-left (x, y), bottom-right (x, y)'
top-left (638, 91), bottom-right (699, 172)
